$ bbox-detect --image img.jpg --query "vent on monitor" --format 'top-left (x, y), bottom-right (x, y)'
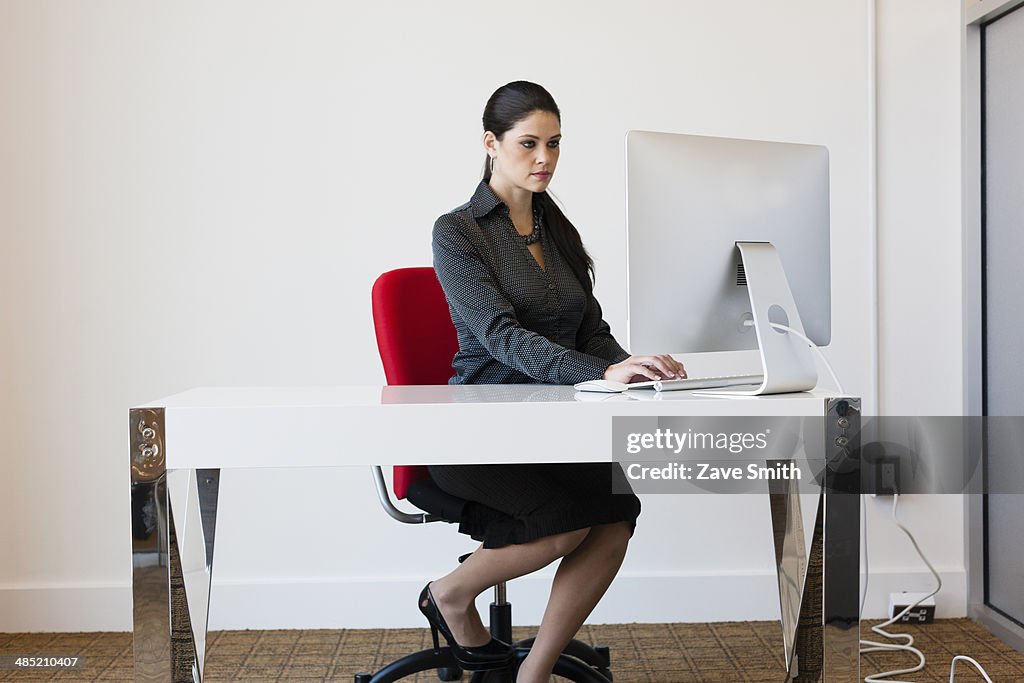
top-left (736, 261), bottom-right (748, 286)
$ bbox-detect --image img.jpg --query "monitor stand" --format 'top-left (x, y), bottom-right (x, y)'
top-left (699, 241), bottom-right (818, 396)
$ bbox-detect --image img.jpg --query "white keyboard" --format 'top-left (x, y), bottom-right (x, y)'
top-left (627, 373), bottom-right (764, 392)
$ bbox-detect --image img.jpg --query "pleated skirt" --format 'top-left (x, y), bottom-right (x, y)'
top-left (427, 462), bottom-right (641, 549)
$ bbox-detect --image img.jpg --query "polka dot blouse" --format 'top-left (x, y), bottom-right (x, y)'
top-left (432, 180), bottom-right (630, 385)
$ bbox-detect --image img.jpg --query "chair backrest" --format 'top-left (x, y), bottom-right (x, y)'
top-left (371, 267), bottom-right (459, 498)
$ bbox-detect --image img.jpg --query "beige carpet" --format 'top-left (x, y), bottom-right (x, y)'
top-left (1, 619), bottom-right (1022, 681)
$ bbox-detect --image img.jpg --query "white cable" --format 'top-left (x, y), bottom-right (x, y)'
top-left (859, 492), bottom-right (944, 682)
top-left (767, 322), bottom-right (845, 394)
top-left (949, 656), bottom-right (994, 683)
top-left (858, 493), bottom-right (996, 682)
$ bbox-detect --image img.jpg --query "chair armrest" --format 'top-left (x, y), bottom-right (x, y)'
top-left (372, 466), bottom-right (442, 524)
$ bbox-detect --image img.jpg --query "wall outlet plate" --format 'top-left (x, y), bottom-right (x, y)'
top-left (889, 592), bottom-right (936, 623)
top-left (868, 456), bottom-right (901, 496)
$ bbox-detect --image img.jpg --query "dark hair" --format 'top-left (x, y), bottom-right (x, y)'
top-left (482, 81), bottom-right (595, 293)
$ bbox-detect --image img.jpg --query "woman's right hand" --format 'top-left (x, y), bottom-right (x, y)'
top-left (604, 355), bottom-right (687, 384)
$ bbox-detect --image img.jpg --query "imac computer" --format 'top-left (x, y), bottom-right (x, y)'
top-left (624, 130), bottom-right (830, 395)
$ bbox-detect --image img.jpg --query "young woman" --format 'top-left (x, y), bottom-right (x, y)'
top-left (426, 81), bottom-right (686, 683)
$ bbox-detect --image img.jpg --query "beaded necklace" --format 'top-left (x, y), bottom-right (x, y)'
top-left (522, 205), bottom-right (542, 245)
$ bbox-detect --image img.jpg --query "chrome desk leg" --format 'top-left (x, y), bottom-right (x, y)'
top-left (790, 399), bottom-right (861, 682)
top-left (131, 407), bottom-right (221, 682)
top-left (168, 468), bottom-right (221, 681)
top-left (822, 398), bottom-right (860, 682)
top-left (768, 461), bottom-right (810, 676)
top-left (131, 408), bottom-right (172, 681)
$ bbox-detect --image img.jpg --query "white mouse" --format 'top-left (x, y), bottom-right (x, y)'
top-left (573, 379), bottom-right (629, 393)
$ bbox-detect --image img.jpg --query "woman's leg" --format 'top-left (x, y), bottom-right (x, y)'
top-left (515, 521), bottom-right (632, 683)
top-left (426, 527), bottom-right (591, 647)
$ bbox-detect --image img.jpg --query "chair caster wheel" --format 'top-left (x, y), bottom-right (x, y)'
top-left (437, 665), bottom-right (463, 680)
top-left (354, 674), bottom-right (372, 683)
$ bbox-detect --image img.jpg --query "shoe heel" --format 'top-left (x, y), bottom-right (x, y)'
top-left (429, 623), bottom-right (440, 654)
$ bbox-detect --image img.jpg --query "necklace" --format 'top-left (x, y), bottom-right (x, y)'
top-left (522, 206), bottom-right (542, 245)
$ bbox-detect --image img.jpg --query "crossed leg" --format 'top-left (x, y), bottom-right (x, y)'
top-left (426, 520), bottom-right (632, 683)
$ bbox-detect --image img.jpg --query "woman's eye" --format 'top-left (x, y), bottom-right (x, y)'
top-left (521, 141), bottom-right (535, 149)
top-left (548, 140), bottom-right (560, 148)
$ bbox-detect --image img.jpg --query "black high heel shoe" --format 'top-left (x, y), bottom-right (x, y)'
top-left (418, 583), bottom-right (514, 671)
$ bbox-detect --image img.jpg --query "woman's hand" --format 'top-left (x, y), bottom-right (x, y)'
top-left (604, 355), bottom-right (687, 384)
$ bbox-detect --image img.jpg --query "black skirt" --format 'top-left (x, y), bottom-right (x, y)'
top-left (427, 462), bottom-right (641, 549)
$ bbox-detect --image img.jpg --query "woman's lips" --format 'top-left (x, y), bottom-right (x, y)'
top-left (532, 172), bottom-right (551, 179)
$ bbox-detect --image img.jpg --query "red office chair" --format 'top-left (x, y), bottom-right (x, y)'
top-left (355, 267), bottom-right (613, 683)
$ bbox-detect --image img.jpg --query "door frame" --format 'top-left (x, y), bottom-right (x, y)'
top-left (963, 0), bottom-right (1024, 656)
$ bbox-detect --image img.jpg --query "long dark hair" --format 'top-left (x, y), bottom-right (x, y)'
top-left (482, 81), bottom-right (595, 293)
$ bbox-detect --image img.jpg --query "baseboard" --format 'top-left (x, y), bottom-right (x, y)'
top-left (0, 583), bottom-right (131, 633)
top-left (0, 569), bottom-right (966, 632)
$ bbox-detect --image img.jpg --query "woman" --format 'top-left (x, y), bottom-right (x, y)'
top-left (426, 81), bottom-right (687, 683)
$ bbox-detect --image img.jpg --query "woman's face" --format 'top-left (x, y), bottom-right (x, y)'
top-left (485, 109), bottom-right (561, 194)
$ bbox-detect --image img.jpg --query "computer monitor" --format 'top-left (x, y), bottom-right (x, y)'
top-left (624, 130), bottom-right (830, 394)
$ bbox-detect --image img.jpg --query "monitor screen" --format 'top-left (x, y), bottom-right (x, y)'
top-left (625, 130), bottom-right (830, 355)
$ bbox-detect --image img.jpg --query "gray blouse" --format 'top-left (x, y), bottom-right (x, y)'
top-left (432, 180), bottom-right (630, 385)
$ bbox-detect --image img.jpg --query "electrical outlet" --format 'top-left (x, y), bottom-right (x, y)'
top-left (889, 592), bottom-right (936, 623)
top-left (874, 456), bottom-right (900, 496)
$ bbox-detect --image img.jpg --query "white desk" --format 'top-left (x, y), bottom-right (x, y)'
top-left (129, 385), bottom-right (861, 682)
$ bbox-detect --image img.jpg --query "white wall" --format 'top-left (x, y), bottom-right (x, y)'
top-left (869, 0), bottom-right (967, 620)
top-left (0, 0), bottom-right (963, 632)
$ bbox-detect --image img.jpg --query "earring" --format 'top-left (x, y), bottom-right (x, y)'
top-left (489, 156), bottom-right (495, 173)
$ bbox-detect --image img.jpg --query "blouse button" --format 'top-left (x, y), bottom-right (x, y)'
top-left (547, 283), bottom-right (555, 290)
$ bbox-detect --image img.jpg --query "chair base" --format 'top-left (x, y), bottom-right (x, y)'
top-left (354, 599), bottom-right (613, 682)
top-left (353, 646), bottom-right (458, 683)
top-left (513, 638), bottom-right (611, 680)
top-left (354, 644), bottom-right (612, 683)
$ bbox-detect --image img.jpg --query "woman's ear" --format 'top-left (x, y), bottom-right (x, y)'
top-left (482, 131), bottom-right (498, 159)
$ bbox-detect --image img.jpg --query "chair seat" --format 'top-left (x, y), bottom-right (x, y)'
top-left (405, 477), bottom-right (469, 524)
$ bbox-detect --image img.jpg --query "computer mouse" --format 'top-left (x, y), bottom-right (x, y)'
top-left (573, 379), bottom-right (629, 393)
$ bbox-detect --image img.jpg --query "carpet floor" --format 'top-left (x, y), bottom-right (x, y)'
top-left (1, 619), bottom-right (1022, 681)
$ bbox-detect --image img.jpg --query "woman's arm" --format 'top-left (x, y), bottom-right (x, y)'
top-left (576, 293), bottom-right (630, 363)
top-left (433, 218), bottom-right (612, 384)
top-left (576, 285), bottom-right (688, 383)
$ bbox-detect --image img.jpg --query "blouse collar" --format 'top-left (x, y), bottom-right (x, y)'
top-left (469, 180), bottom-right (546, 223)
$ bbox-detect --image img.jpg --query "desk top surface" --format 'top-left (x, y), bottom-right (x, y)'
top-left (141, 384), bottom-right (842, 410)
top-left (134, 386), bottom-right (851, 469)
